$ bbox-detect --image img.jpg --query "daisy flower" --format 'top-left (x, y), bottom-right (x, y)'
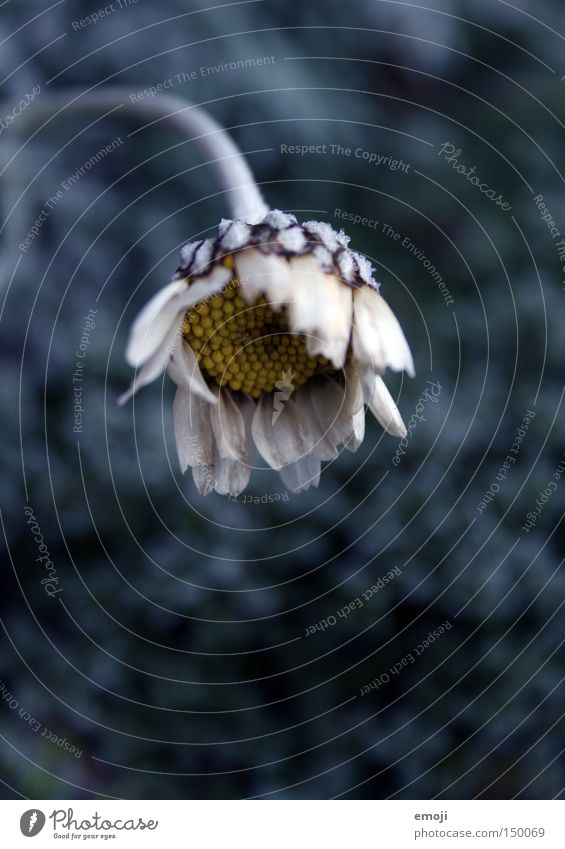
top-left (10, 88), bottom-right (414, 494)
top-left (109, 94), bottom-right (415, 494)
top-left (120, 205), bottom-right (414, 494)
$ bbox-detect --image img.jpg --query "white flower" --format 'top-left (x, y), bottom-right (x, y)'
top-left (119, 210), bottom-right (414, 495)
top-left (6, 86), bottom-right (413, 496)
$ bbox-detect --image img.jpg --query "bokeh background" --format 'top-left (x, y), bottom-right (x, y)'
top-left (1, 0), bottom-right (564, 799)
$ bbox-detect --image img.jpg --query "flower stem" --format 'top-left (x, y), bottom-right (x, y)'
top-left (11, 87), bottom-right (269, 223)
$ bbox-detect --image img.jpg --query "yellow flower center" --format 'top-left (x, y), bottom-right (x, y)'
top-left (181, 261), bottom-right (336, 398)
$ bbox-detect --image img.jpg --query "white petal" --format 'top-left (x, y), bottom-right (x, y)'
top-left (213, 455), bottom-right (252, 496)
top-left (176, 386), bottom-right (255, 496)
top-left (210, 389), bottom-right (248, 462)
top-left (235, 248), bottom-right (292, 308)
top-left (344, 407), bottom-right (366, 453)
top-left (174, 264), bottom-right (232, 309)
top-left (173, 388), bottom-right (215, 493)
top-left (279, 454), bottom-right (321, 493)
top-left (121, 265), bottom-right (232, 404)
top-left (287, 256), bottom-right (331, 336)
top-left (212, 394), bottom-right (255, 495)
top-left (342, 364), bottom-right (365, 418)
top-left (117, 321), bottom-right (182, 405)
top-left (309, 378), bottom-right (352, 447)
top-left (166, 339), bottom-right (217, 405)
top-left (305, 273), bottom-right (353, 369)
top-left (173, 387), bottom-right (192, 474)
top-left (309, 366), bottom-right (364, 450)
top-left (286, 256), bottom-right (353, 369)
top-left (251, 393), bottom-right (313, 470)
top-left (126, 279), bottom-right (188, 367)
top-left (352, 287), bottom-right (415, 376)
top-left (303, 385), bottom-right (340, 461)
top-left (126, 266), bottom-right (231, 368)
top-left (366, 374), bottom-right (407, 437)
top-left (286, 255), bottom-right (330, 329)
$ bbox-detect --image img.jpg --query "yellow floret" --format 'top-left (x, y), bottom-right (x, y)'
top-left (182, 262), bottom-right (336, 396)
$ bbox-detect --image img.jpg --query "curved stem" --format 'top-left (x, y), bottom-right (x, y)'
top-left (12, 87), bottom-right (269, 223)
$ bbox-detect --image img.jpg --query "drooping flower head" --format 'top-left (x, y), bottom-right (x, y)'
top-left (120, 209), bottom-right (414, 495)
top-left (6, 86), bottom-right (413, 495)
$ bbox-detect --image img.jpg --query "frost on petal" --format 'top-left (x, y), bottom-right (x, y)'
top-left (312, 244), bottom-right (334, 272)
top-left (352, 251), bottom-right (379, 290)
top-left (191, 239), bottom-right (216, 275)
top-left (277, 226), bottom-right (307, 253)
top-left (263, 209), bottom-right (297, 229)
top-left (218, 218), bottom-right (233, 238)
top-left (336, 249), bottom-right (356, 284)
top-left (218, 219), bottom-right (252, 252)
top-left (180, 241), bottom-right (201, 270)
top-left (303, 220), bottom-right (342, 252)
top-left (302, 220), bottom-right (349, 249)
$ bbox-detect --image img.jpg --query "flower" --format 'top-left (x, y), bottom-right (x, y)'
top-left (119, 209), bottom-right (414, 495)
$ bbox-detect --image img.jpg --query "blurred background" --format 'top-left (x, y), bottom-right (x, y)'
top-left (1, 0), bottom-right (564, 799)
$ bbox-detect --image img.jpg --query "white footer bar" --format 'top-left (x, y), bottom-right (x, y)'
top-left (2, 800), bottom-right (563, 848)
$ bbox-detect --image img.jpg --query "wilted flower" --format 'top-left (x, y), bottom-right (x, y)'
top-left (120, 209), bottom-right (414, 494)
top-left (7, 87), bottom-right (414, 494)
